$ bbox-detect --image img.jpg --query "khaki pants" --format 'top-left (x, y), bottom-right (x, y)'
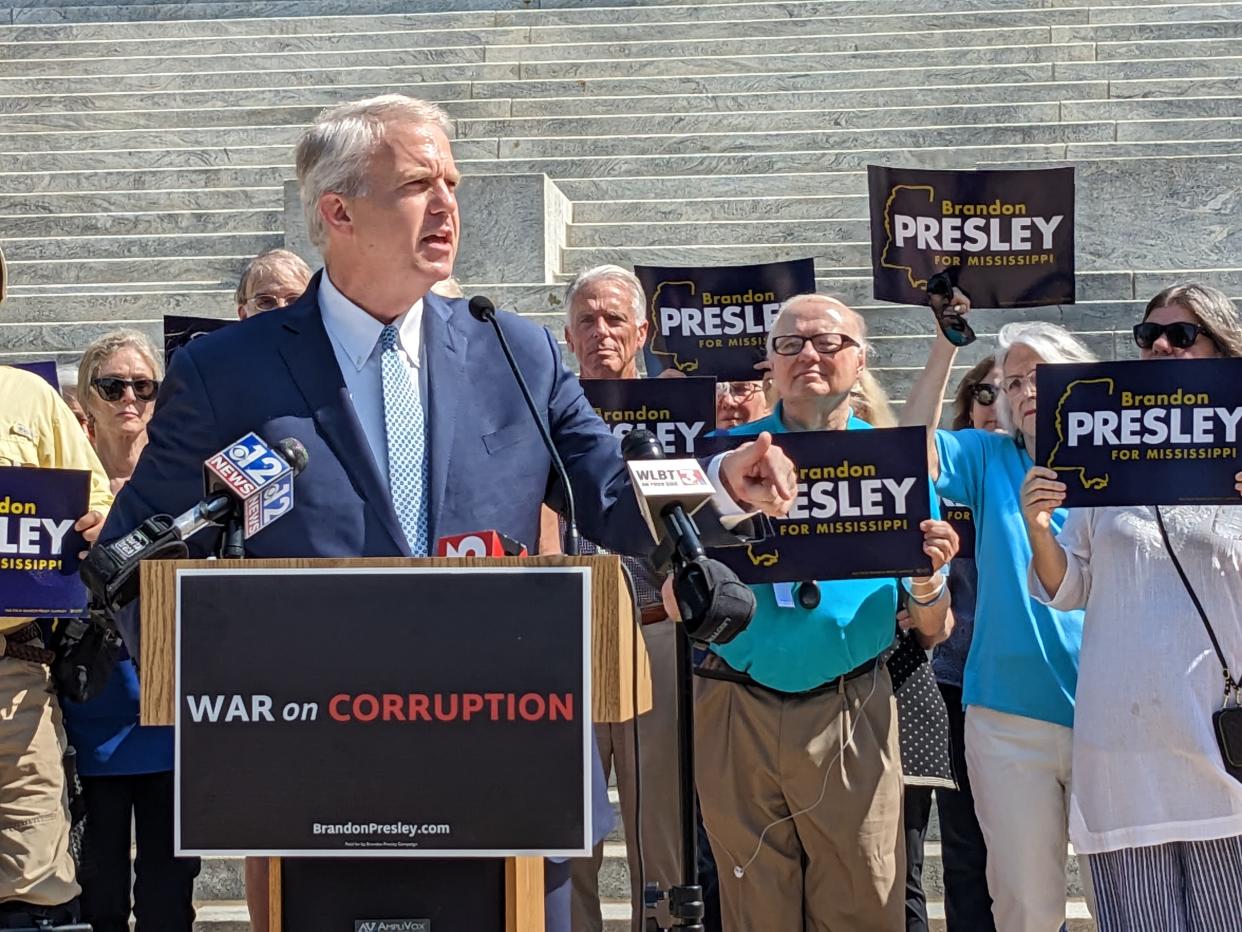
top-left (965, 706), bottom-right (1093, 932)
top-left (694, 663), bottom-right (904, 932)
top-left (0, 656), bottom-right (79, 906)
top-left (572, 620), bottom-right (682, 932)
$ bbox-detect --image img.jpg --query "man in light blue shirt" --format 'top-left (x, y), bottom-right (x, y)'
top-left (692, 295), bottom-right (957, 932)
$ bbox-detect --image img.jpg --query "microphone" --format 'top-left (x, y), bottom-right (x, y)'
top-left (621, 429), bottom-right (755, 644)
top-left (468, 294), bottom-right (580, 555)
top-left (80, 435), bottom-right (308, 613)
top-left (435, 529), bottom-right (529, 558)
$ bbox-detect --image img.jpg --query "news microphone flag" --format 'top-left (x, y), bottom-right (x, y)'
top-left (203, 433), bottom-right (295, 539)
top-left (625, 459), bottom-right (716, 543)
top-left (435, 530), bottom-right (529, 558)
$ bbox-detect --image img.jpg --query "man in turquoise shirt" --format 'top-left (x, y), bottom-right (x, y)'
top-left (692, 295), bottom-right (957, 932)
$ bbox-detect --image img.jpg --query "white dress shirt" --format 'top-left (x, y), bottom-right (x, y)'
top-left (1031, 504), bottom-right (1242, 854)
top-left (318, 270), bottom-right (427, 485)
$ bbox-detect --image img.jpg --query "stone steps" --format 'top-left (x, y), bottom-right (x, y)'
top-left (0, 208), bottom-right (280, 236)
top-left (4, 10), bottom-right (1218, 64)
top-left (0, 187), bottom-right (283, 213)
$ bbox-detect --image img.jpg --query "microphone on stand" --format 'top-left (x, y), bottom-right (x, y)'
top-left (468, 295), bottom-right (580, 555)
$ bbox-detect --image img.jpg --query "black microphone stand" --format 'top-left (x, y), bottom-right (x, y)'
top-left (642, 618), bottom-right (705, 932)
top-left (468, 295), bottom-right (580, 555)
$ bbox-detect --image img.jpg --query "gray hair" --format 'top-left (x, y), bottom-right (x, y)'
top-left (765, 293), bottom-right (868, 358)
top-left (563, 265), bottom-right (644, 323)
top-left (295, 94), bottom-right (453, 250)
top-left (1143, 282), bottom-right (1242, 358)
top-left (234, 248), bottom-right (312, 305)
top-left (77, 328), bottom-right (163, 418)
top-left (994, 321), bottom-right (1096, 437)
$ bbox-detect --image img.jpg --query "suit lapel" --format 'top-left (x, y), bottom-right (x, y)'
top-left (423, 293), bottom-right (469, 544)
top-left (276, 275), bottom-right (411, 556)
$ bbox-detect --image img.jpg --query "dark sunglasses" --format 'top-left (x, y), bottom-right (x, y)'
top-left (969, 382), bottom-right (998, 407)
top-left (1133, 321), bottom-right (1210, 351)
top-left (91, 376), bottom-right (160, 402)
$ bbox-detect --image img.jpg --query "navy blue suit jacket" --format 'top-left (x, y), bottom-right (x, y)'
top-left (102, 273), bottom-right (662, 648)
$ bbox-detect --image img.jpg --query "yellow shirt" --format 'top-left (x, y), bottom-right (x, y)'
top-left (0, 366), bottom-right (113, 633)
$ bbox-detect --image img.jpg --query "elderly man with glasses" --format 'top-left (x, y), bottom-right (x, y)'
top-left (688, 294), bottom-right (957, 931)
top-left (234, 248), bottom-right (312, 320)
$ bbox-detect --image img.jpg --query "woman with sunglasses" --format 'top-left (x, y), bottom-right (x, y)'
top-left (77, 331), bottom-right (162, 493)
top-left (63, 330), bottom-right (200, 932)
top-left (900, 311), bottom-right (1097, 932)
top-left (915, 357), bottom-right (1005, 932)
top-left (1023, 283), bottom-right (1242, 931)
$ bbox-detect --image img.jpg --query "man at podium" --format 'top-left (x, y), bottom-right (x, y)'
top-left (100, 94), bottom-right (796, 931)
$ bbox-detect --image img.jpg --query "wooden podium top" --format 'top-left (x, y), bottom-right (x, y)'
top-left (139, 554), bottom-right (652, 727)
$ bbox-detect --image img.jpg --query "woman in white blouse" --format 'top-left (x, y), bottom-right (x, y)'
top-left (1022, 283), bottom-right (1242, 931)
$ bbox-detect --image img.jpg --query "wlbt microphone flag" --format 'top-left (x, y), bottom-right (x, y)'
top-left (204, 433), bottom-right (304, 538)
top-left (435, 530), bottom-right (529, 558)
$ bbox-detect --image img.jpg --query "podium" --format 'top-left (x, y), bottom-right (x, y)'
top-left (138, 555), bottom-right (650, 932)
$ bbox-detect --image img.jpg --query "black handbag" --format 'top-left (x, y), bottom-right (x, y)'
top-left (1153, 507), bottom-right (1242, 784)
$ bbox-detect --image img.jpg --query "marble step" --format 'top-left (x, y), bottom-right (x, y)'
top-left (0, 80), bottom-right (477, 116)
top-left (0, 24), bottom-right (1074, 75)
top-left (1, 231), bottom-right (281, 262)
top-left (457, 142), bottom-right (1072, 180)
top-left (500, 122), bottom-right (1116, 160)
top-left (1097, 36), bottom-right (1242, 60)
top-left (0, 60), bottom-right (520, 95)
top-left (0, 42), bottom-right (1106, 97)
top-left (3, 254), bottom-right (249, 287)
top-left (3, 79), bottom-right (1103, 129)
top-left (0, 208), bottom-right (280, 237)
top-left (0, 26), bottom-right (531, 62)
top-left (5, 116), bottom-right (1230, 166)
top-left (573, 193), bottom-right (870, 224)
top-left (0, 0), bottom-right (1066, 32)
top-left (457, 101), bottom-right (1067, 140)
top-left (471, 60), bottom-right (1231, 101)
top-left (1060, 94), bottom-right (1242, 120)
top-left (0, 165), bottom-right (293, 195)
top-left (491, 21), bottom-right (1242, 63)
top-left (0, 42), bottom-right (491, 77)
top-left (0, 187), bottom-right (283, 214)
top-left (566, 218), bottom-right (870, 249)
top-left (1054, 55), bottom-right (1242, 82)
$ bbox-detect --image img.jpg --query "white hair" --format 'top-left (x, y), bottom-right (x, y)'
top-left (563, 265), bottom-right (644, 323)
top-left (765, 293), bottom-right (868, 358)
top-left (994, 320), bottom-right (1097, 437)
top-left (295, 94), bottom-right (453, 250)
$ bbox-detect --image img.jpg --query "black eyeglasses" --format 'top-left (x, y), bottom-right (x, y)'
top-left (771, 332), bottom-right (860, 357)
top-left (969, 383), bottom-right (998, 407)
top-left (1133, 321), bottom-right (1210, 350)
top-left (91, 377), bottom-right (160, 402)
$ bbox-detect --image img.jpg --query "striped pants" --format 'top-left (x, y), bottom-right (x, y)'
top-left (1089, 836), bottom-right (1242, 932)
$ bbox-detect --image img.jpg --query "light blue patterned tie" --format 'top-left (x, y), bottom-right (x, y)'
top-left (380, 324), bottom-right (430, 555)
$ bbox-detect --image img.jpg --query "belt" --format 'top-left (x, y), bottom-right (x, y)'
top-left (694, 652), bottom-right (882, 697)
top-left (2, 623), bottom-right (55, 666)
top-left (639, 603), bottom-right (669, 626)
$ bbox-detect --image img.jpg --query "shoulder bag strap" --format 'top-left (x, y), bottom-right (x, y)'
top-left (1153, 506), bottom-right (1239, 700)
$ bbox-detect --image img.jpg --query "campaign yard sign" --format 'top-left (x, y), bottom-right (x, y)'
top-left (703, 427), bottom-right (934, 583)
top-left (1035, 357), bottom-right (1242, 507)
top-left (942, 501), bottom-right (975, 561)
top-left (581, 377), bottom-right (716, 456)
top-left (868, 166), bottom-right (1075, 308)
top-left (163, 315), bottom-right (235, 367)
top-left (12, 361), bottom-right (60, 391)
top-left (0, 467), bottom-right (89, 617)
top-left (636, 259), bottom-right (816, 381)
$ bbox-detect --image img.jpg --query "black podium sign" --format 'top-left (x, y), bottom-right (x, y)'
top-left (175, 566), bottom-right (592, 857)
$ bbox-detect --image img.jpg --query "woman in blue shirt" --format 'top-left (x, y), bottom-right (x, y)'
top-left (901, 314), bottom-right (1095, 932)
